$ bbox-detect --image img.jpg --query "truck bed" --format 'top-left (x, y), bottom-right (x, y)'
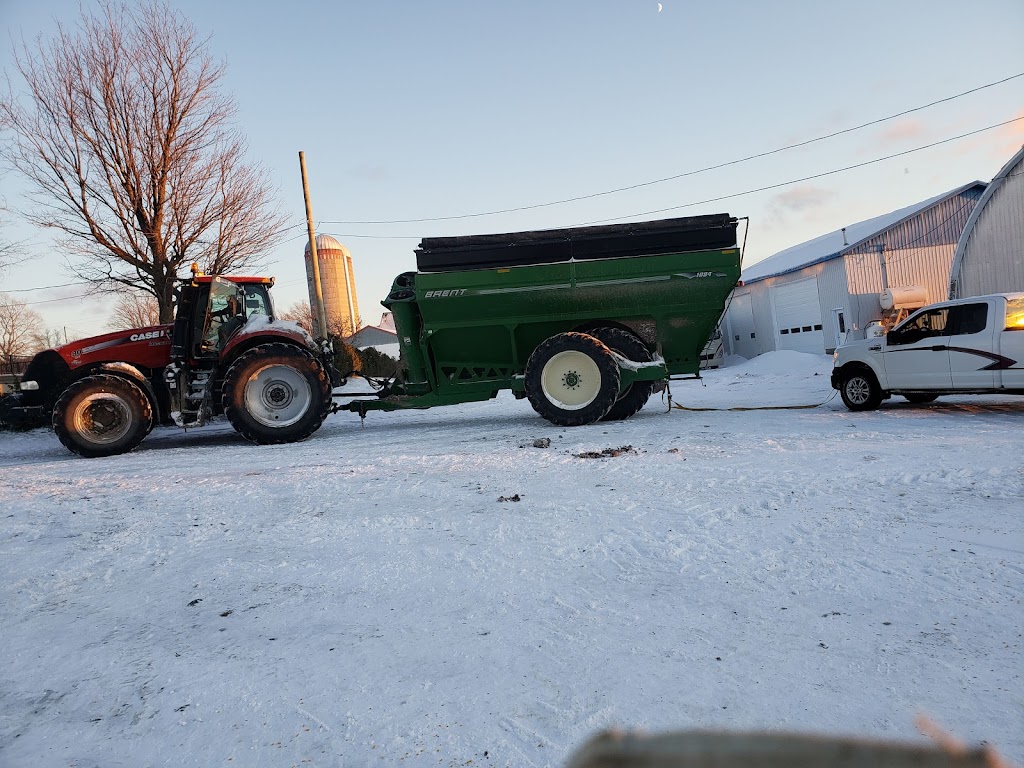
top-left (415, 214), bottom-right (737, 272)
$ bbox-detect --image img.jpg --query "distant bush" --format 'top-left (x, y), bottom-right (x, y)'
top-left (357, 347), bottom-right (403, 378)
top-left (330, 337), bottom-right (361, 377)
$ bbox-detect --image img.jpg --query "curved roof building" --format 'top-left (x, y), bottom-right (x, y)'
top-left (949, 146), bottom-right (1024, 298)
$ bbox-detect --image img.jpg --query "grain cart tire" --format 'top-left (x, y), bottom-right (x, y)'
top-left (589, 327), bottom-right (656, 421)
top-left (53, 374), bottom-right (153, 458)
top-left (903, 393), bottom-right (939, 404)
top-left (222, 343), bottom-right (331, 445)
top-left (525, 332), bottom-right (620, 426)
top-left (839, 367), bottom-right (883, 411)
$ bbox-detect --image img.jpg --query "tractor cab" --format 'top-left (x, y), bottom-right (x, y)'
top-left (171, 275), bottom-right (274, 362)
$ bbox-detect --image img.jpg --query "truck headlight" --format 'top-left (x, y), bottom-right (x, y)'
top-left (19, 380), bottom-right (40, 391)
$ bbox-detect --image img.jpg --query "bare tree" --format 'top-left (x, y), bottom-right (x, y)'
top-left (280, 301), bottom-right (315, 336)
top-left (108, 290), bottom-right (161, 330)
top-left (0, 1), bottom-right (286, 323)
top-left (0, 292), bottom-right (44, 373)
top-left (280, 300), bottom-right (361, 338)
top-left (32, 327), bottom-right (69, 350)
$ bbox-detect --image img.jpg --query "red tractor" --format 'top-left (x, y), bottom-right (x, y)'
top-left (0, 272), bottom-right (337, 457)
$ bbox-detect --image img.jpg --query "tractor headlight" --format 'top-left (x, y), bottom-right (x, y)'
top-left (19, 380), bottom-right (39, 391)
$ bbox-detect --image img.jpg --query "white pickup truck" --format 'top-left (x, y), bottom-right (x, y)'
top-left (831, 292), bottom-right (1024, 410)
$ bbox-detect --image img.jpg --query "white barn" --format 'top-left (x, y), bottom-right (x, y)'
top-left (949, 146), bottom-right (1024, 299)
top-left (723, 181), bottom-right (986, 357)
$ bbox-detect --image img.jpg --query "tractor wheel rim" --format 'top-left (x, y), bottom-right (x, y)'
top-left (541, 350), bottom-right (602, 410)
top-left (244, 364), bottom-right (311, 428)
top-left (846, 377), bottom-right (870, 404)
top-left (73, 393), bottom-right (132, 445)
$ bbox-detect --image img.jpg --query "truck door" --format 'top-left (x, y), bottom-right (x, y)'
top-left (947, 301), bottom-right (996, 389)
top-left (998, 295), bottom-right (1024, 388)
top-left (882, 306), bottom-right (952, 390)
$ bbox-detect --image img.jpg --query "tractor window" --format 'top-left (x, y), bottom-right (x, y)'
top-left (201, 277), bottom-right (245, 352)
top-left (241, 285), bottom-right (270, 317)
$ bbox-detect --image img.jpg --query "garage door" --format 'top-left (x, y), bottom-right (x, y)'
top-left (726, 291), bottom-right (756, 358)
top-left (772, 278), bottom-right (824, 354)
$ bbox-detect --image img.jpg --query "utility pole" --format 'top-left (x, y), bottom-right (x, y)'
top-left (299, 151), bottom-right (329, 341)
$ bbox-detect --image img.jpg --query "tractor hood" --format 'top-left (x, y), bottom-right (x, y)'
top-left (55, 325), bottom-right (174, 370)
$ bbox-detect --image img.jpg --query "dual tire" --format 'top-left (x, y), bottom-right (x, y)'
top-left (525, 330), bottom-right (655, 426)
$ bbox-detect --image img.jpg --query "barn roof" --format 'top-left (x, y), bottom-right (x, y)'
top-left (742, 181), bottom-right (986, 284)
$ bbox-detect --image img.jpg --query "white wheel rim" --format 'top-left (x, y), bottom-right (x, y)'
top-left (541, 350), bottom-right (602, 410)
top-left (73, 393), bottom-right (132, 445)
top-left (243, 364), bottom-right (312, 428)
top-left (846, 376), bottom-right (870, 404)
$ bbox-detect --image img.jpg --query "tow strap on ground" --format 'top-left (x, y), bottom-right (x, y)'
top-left (663, 389), bottom-right (839, 412)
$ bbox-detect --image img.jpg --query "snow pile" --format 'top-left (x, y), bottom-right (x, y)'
top-left (1, 355), bottom-right (1022, 767)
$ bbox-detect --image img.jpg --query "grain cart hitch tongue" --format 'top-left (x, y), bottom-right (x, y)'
top-left (333, 214), bottom-right (741, 427)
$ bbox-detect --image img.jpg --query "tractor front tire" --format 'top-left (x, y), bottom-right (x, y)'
top-left (53, 374), bottom-right (153, 458)
top-left (525, 332), bottom-right (620, 426)
top-left (222, 343), bottom-right (331, 445)
top-left (588, 327), bottom-right (656, 421)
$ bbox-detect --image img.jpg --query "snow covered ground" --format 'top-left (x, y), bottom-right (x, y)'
top-left (1, 351), bottom-right (1021, 767)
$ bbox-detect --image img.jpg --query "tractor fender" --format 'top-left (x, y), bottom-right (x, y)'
top-left (220, 326), bottom-right (317, 368)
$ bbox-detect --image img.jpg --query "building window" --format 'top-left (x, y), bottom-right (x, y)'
top-left (813, 324), bottom-right (822, 331)
top-left (780, 329), bottom-right (789, 334)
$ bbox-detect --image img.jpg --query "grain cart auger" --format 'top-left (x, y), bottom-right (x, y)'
top-left (0, 270), bottom-right (338, 457)
top-left (333, 214), bottom-right (742, 426)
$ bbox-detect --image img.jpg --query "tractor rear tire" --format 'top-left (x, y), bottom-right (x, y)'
top-left (588, 327), bottom-right (656, 421)
top-left (53, 374), bottom-right (153, 458)
top-left (525, 332), bottom-right (620, 426)
top-left (222, 343), bottom-right (331, 445)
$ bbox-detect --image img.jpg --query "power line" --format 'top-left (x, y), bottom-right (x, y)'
top-left (0, 291), bottom-right (96, 308)
top-left (578, 116), bottom-right (1024, 226)
top-left (319, 71), bottom-right (1024, 226)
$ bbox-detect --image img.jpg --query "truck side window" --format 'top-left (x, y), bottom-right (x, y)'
top-left (889, 308), bottom-right (949, 345)
top-left (1006, 297), bottom-right (1024, 331)
top-left (948, 303), bottom-right (987, 336)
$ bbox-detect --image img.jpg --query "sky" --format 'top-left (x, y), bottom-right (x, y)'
top-left (1, 0), bottom-right (1022, 340)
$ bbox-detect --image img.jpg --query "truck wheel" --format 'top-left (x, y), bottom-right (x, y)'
top-left (525, 332), bottom-right (620, 426)
top-left (53, 374), bottom-right (153, 458)
top-left (589, 327), bottom-right (656, 421)
top-left (840, 368), bottom-right (882, 411)
top-left (903, 393), bottom-right (938, 404)
top-left (222, 343), bottom-right (331, 445)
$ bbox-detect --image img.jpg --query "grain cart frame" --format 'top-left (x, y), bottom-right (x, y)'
top-left (337, 214), bottom-right (742, 426)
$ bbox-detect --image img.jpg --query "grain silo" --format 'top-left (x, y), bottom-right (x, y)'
top-left (304, 234), bottom-right (360, 337)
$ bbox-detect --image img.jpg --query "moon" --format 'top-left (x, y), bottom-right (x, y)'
top-left (657, 3), bottom-right (663, 11)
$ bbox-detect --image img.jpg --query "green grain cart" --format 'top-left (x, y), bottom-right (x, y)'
top-left (339, 214), bottom-right (741, 426)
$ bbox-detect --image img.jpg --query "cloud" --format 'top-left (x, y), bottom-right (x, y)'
top-left (762, 184), bottom-right (837, 231)
top-left (877, 118), bottom-right (928, 146)
top-left (769, 184), bottom-right (835, 214)
top-left (347, 164), bottom-right (391, 182)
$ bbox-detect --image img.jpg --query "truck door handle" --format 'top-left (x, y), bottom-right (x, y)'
top-left (868, 345), bottom-right (881, 351)
top-left (930, 345), bottom-right (947, 352)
